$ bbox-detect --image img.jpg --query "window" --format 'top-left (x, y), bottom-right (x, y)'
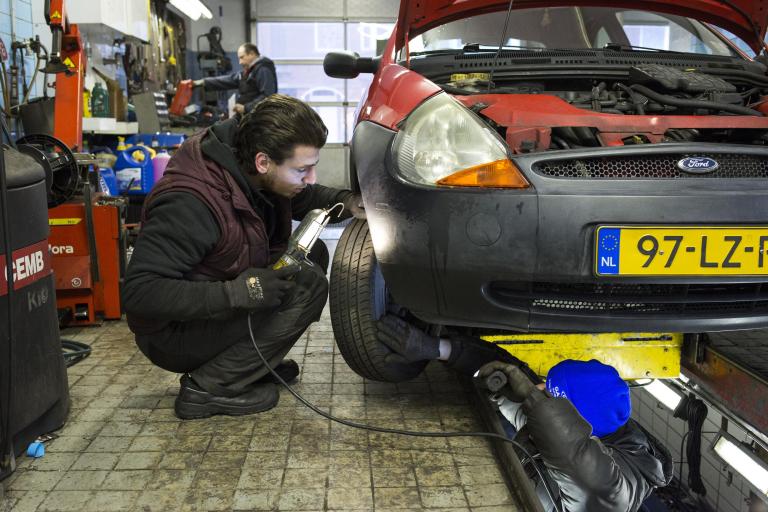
top-left (256, 20), bottom-right (394, 143)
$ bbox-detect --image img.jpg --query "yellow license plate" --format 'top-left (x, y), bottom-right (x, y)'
top-left (595, 226), bottom-right (768, 276)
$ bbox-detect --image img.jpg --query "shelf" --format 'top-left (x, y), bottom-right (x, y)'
top-left (83, 118), bottom-right (138, 135)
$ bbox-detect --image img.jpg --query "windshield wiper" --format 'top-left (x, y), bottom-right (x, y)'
top-left (602, 42), bottom-right (683, 54)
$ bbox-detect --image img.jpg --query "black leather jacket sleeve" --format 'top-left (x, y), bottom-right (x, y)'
top-left (523, 391), bottom-right (638, 512)
top-left (122, 192), bottom-right (232, 320)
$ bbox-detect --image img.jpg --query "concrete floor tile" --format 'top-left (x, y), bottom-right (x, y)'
top-left (194, 468), bottom-right (242, 491)
top-left (7, 470), bottom-right (63, 491)
top-left (208, 435), bottom-right (251, 452)
top-left (249, 434), bottom-right (289, 451)
top-left (46, 436), bottom-right (92, 452)
top-left (232, 489), bottom-right (278, 511)
top-left (134, 490), bottom-right (189, 511)
top-left (55, 470), bottom-right (108, 490)
top-left (372, 466), bottom-right (417, 487)
top-left (237, 468), bottom-right (284, 489)
top-left (198, 450), bottom-right (246, 470)
top-left (100, 470), bottom-right (153, 490)
top-left (286, 450), bottom-right (329, 469)
top-left (282, 468), bottom-right (328, 488)
top-left (370, 450), bottom-right (413, 468)
top-left (70, 453), bottom-right (118, 472)
top-left (457, 465), bottom-right (505, 486)
top-left (182, 489), bottom-right (235, 511)
top-left (58, 422), bottom-right (103, 438)
top-left (115, 452), bottom-right (162, 470)
top-left (374, 487), bottom-right (422, 508)
top-left (4, 490), bottom-right (47, 512)
top-left (167, 434), bottom-right (211, 452)
top-left (244, 451), bottom-right (290, 470)
top-left (290, 433), bottom-right (331, 452)
top-left (452, 447), bottom-right (496, 467)
top-left (415, 465), bottom-right (461, 487)
top-left (110, 409), bottom-right (152, 423)
top-left (327, 487), bottom-right (373, 509)
top-left (86, 436), bottom-right (133, 453)
top-left (464, 484), bottom-right (514, 508)
top-left (138, 422), bottom-right (179, 436)
top-left (26, 453), bottom-right (79, 472)
top-left (157, 451), bottom-right (204, 470)
top-left (277, 488), bottom-right (326, 510)
top-left (146, 469), bottom-right (196, 491)
top-left (38, 490), bottom-right (94, 511)
top-left (84, 490), bottom-right (140, 511)
top-left (99, 422), bottom-right (144, 437)
top-left (329, 466), bottom-right (373, 489)
top-left (127, 436), bottom-right (171, 452)
top-left (419, 486), bottom-right (468, 508)
top-left (329, 450), bottom-right (369, 469)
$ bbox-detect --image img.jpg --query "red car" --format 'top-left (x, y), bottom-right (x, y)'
top-left (324, 1), bottom-right (768, 382)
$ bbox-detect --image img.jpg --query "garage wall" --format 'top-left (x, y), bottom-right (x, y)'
top-left (250, 0), bottom-right (398, 189)
top-left (632, 385), bottom-right (765, 512)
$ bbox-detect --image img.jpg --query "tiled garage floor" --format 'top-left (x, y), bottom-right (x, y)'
top-left (0, 306), bottom-right (518, 511)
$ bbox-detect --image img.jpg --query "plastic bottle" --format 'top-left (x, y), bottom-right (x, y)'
top-left (116, 136), bottom-right (127, 151)
top-left (152, 150), bottom-right (171, 183)
top-left (114, 145), bottom-right (154, 194)
top-left (98, 167), bottom-right (118, 196)
top-left (83, 88), bottom-right (92, 118)
top-left (90, 82), bottom-right (110, 118)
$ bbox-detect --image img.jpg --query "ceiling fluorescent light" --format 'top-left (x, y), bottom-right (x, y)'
top-left (168, 0), bottom-right (212, 21)
top-left (645, 379), bottom-right (683, 411)
top-left (713, 434), bottom-right (768, 497)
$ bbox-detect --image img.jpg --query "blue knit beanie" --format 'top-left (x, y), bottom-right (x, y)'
top-left (546, 359), bottom-right (631, 438)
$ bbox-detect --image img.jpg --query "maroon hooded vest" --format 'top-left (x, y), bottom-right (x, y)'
top-left (142, 127), bottom-right (291, 281)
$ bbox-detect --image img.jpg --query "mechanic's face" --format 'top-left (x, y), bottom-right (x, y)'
top-left (237, 47), bottom-right (258, 69)
top-left (254, 145), bottom-right (319, 198)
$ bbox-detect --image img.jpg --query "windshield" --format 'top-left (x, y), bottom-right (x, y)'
top-left (408, 7), bottom-right (738, 57)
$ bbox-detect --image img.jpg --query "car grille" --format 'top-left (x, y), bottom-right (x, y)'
top-left (532, 154), bottom-right (768, 179)
top-left (489, 281), bottom-right (768, 315)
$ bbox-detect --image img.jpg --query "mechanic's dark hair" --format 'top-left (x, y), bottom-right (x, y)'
top-left (240, 43), bottom-right (259, 55)
top-left (235, 94), bottom-right (328, 171)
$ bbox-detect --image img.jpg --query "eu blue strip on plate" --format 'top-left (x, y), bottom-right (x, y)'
top-left (597, 228), bottom-right (621, 275)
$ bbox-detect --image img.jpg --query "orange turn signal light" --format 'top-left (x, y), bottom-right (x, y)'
top-left (436, 159), bottom-right (530, 189)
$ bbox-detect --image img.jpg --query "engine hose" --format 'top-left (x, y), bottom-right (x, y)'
top-left (630, 84), bottom-right (763, 117)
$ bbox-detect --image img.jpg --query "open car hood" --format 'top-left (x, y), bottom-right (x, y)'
top-left (396, 0), bottom-right (767, 52)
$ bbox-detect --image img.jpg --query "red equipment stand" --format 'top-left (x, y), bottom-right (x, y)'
top-left (48, 195), bottom-right (125, 325)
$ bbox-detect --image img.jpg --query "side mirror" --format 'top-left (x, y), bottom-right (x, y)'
top-left (324, 51), bottom-right (379, 79)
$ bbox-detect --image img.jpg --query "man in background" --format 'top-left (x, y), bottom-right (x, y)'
top-left (195, 43), bottom-right (277, 114)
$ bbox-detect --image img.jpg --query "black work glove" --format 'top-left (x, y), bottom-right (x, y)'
top-left (224, 265), bottom-right (300, 312)
top-left (477, 361), bottom-right (536, 403)
top-left (342, 193), bottom-right (366, 220)
top-left (377, 314), bottom-right (439, 363)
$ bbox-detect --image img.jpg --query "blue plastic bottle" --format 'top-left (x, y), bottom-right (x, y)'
top-left (114, 145), bottom-right (154, 194)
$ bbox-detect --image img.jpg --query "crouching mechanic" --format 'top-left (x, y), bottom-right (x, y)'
top-left (378, 316), bottom-right (672, 512)
top-left (123, 94), bottom-right (364, 419)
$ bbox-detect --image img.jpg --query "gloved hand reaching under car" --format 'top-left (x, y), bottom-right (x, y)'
top-left (225, 265), bottom-right (300, 311)
top-left (376, 315), bottom-right (440, 363)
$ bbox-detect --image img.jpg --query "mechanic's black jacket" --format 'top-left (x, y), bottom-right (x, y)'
top-left (122, 116), bottom-right (351, 333)
top-left (203, 56), bottom-right (277, 111)
top-left (518, 390), bottom-right (673, 512)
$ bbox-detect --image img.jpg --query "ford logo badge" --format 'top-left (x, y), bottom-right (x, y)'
top-left (677, 156), bottom-right (719, 174)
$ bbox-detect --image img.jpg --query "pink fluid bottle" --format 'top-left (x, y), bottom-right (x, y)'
top-left (152, 150), bottom-right (171, 183)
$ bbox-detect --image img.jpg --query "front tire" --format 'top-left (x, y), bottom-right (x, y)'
top-left (329, 219), bottom-right (427, 382)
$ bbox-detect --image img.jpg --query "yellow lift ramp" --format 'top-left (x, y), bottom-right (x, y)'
top-left (481, 332), bottom-right (684, 380)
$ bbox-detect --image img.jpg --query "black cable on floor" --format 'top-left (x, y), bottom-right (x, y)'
top-left (674, 394), bottom-right (708, 496)
top-left (61, 339), bottom-right (91, 367)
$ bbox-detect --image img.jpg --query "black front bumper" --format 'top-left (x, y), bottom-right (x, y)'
top-left (352, 121), bottom-right (768, 332)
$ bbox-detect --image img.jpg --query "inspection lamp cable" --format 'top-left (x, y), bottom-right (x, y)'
top-left (247, 313), bottom-right (565, 512)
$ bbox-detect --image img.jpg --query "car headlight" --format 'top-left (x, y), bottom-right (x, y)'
top-left (393, 93), bottom-right (529, 189)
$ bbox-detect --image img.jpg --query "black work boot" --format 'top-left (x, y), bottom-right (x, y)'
top-left (174, 374), bottom-right (279, 420)
top-left (259, 359), bottom-right (300, 384)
